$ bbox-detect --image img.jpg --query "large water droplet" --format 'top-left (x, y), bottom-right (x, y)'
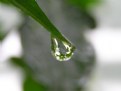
top-left (51, 34), bottom-right (76, 61)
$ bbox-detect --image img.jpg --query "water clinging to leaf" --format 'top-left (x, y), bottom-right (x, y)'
top-left (51, 34), bottom-right (76, 61)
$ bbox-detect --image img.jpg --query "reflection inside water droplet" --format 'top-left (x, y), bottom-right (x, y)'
top-left (51, 34), bottom-right (75, 61)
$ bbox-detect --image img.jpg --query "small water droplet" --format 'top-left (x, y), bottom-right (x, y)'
top-left (51, 34), bottom-right (76, 61)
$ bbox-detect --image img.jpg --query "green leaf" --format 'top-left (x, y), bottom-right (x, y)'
top-left (24, 76), bottom-right (48, 91)
top-left (1, 0), bottom-right (76, 61)
top-left (10, 57), bottom-right (48, 91)
top-left (1, 0), bottom-right (72, 45)
top-left (10, 57), bottom-right (32, 74)
top-left (0, 0), bottom-right (76, 55)
top-left (0, 31), bottom-right (7, 41)
top-left (9, 0), bottom-right (58, 33)
top-left (0, 22), bottom-right (7, 41)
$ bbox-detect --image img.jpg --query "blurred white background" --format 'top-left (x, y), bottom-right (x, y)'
top-left (0, 3), bottom-right (23, 91)
top-left (0, 0), bottom-right (121, 91)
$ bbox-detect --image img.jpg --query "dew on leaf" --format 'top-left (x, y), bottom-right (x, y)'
top-left (51, 34), bottom-right (75, 61)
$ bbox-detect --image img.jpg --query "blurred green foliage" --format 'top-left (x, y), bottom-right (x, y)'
top-left (0, 22), bottom-right (8, 41)
top-left (0, 31), bottom-right (5, 41)
top-left (24, 76), bottom-right (48, 91)
top-left (0, 0), bottom-right (10, 4)
top-left (10, 57), bottom-right (32, 74)
top-left (11, 57), bottom-right (48, 91)
top-left (67, 0), bottom-right (99, 29)
top-left (68, 0), bottom-right (99, 10)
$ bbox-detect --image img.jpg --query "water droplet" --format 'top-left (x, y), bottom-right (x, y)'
top-left (51, 34), bottom-right (76, 61)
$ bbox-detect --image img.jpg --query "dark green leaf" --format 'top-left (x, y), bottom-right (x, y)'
top-left (3, 0), bottom-right (63, 39)
top-left (24, 76), bottom-right (48, 91)
top-left (0, 23), bottom-right (7, 41)
top-left (0, 0), bottom-right (75, 50)
top-left (10, 57), bottom-right (32, 74)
